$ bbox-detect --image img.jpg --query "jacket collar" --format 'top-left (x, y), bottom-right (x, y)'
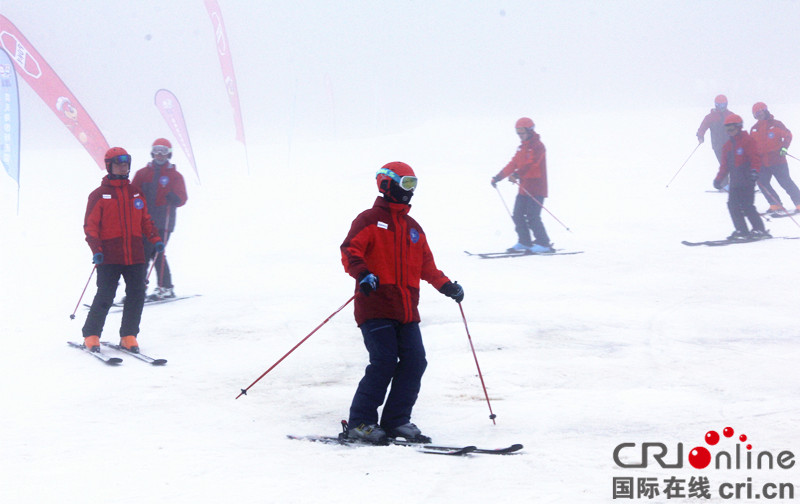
top-left (102, 175), bottom-right (129, 187)
top-left (374, 196), bottom-right (410, 216)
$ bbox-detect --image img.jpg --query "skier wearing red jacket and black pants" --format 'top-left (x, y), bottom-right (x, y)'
top-left (82, 147), bottom-right (163, 354)
top-left (713, 115), bottom-right (768, 240)
top-left (340, 161), bottom-right (464, 444)
top-left (131, 138), bottom-right (188, 300)
top-left (491, 117), bottom-right (553, 253)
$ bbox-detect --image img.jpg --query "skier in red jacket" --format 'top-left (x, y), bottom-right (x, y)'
top-left (749, 102), bottom-right (800, 214)
top-left (131, 138), bottom-right (188, 300)
top-left (491, 117), bottom-right (553, 253)
top-left (697, 94), bottom-right (736, 190)
top-left (340, 161), bottom-right (464, 444)
top-left (713, 115), bottom-right (768, 240)
top-left (82, 147), bottom-right (163, 353)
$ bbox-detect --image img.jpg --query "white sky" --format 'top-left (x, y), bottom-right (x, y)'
top-left (3, 0), bottom-right (800, 150)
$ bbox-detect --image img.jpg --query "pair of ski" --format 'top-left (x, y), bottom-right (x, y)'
top-left (67, 341), bottom-right (167, 366)
top-left (681, 236), bottom-right (799, 247)
top-left (464, 249), bottom-right (583, 259)
top-left (83, 294), bottom-right (200, 312)
top-left (287, 433), bottom-right (523, 456)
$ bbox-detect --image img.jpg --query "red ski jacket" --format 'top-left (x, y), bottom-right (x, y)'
top-left (341, 197), bottom-right (451, 326)
top-left (131, 162), bottom-right (187, 232)
top-left (715, 131), bottom-right (761, 189)
top-left (749, 114), bottom-right (792, 167)
top-left (84, 176), bottom-right (161, 265)
top-left (494, 131), bottom-right (547, 197)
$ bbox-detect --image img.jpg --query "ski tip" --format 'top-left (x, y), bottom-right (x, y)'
top-left (151, 359), bottom-right (168, 366)
top-left (107, 358), bottom-right (123, 365)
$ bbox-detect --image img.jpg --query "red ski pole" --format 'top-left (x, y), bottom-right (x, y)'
top-left (236, 295), bottom-right (355, 399)
top-left (146, 208), bottom-right (171, 286)
top-left (458, 303), bottom-right (497, 425)
top-left (70, 265), bottom-right (97, 320)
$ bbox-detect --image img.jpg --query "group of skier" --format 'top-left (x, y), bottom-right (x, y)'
top-left (77, 117), bottom-right (548, 444)
top-left (697, 95), bottom-right (797, 240)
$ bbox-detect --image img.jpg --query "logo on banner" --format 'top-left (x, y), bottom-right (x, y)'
top-left (211, 13), bottom-right (227, 55)
top-left (0, 30), bottom-right (42, 79)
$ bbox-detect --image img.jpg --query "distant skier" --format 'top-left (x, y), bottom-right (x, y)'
top-left (749, 102), bottom-right (800, 214)
top-left (713, 115), bottom-right (768, 240)
top-left (131, 138), bottom-right (188, 300)
top-left (490, 117), bottom-right (553, 253)
top-left (698, 94), bottom-right (736, 190)
top-left (340, 161), bottom-right (465, 444)
top-left (82, 147), bottom-right (163, 354)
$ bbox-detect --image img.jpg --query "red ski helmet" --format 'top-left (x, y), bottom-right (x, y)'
top-left (714, 94), bottom-right (728, 106)
top-left (752, 102), bottom-right (768, 116)
top-left (375, 161), bottom-right (417, 202)
top-left (151, 138), bottom-right (173, 158)
top-left (515, 117), bottom-right (534, 130)
top-left (104, 147), bottom-right (131, 172)
top-left (724, 114), bottom-right (743, 126)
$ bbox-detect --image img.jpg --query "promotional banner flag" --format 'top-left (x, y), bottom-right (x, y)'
top-left (204, 0), bottom-right (246, 147)
top-left (0, 48), bottom-right (20, 186)
top-left (155, 89), bottom-right (199, 183)
top-left (0, 15), bottom-right (108, 170)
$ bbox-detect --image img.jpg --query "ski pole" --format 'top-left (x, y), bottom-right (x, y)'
top-left (458, 303), bottom-right (497, 425)
top-left (785, 152), bottom-right (800, 163)
top-left (494, 185), bottom-right (514, 222)
top-left (146, 208), bottom-right (171, 285)
top-left (514, 181), bottom-right (572, 232)
top-left (666, 143), bottom-right (701, 188)
top-left (236, 295), bottom-right (356, 399)
top-left (70, 265), bottom-right (97, 320)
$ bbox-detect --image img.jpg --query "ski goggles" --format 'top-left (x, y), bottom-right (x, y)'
top-left (376, 168), bottom-right (417, 191)
top-left (151, 145), bottom-right (171, 155)
top-left (107, 154), bottom-right (131, 164)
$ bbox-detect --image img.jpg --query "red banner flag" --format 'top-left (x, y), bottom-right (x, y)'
top-left (155, 89), bottom-right (199, 183)
top-left (0, 15), bottom-right (108, 170)
top-left (204, 0), bottom-right (246, 147)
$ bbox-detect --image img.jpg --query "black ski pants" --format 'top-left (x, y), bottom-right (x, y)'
top-left (757, 160), bottom-right (800, 208)
top-left (513, 194), bottom-right (550, 246)
top-left (349, 319), bottom-right (427, 431)
top-left (82, 263), bottom-right (147, 338)
top-left (727, 184), bottom-right (765, 233)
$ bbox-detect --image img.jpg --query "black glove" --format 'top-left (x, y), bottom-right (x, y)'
top-left (92, 252), bottom-right (104, 265)
top-left (439, 281), bottom-right (464, 303)
top-left (490, 176), bottom-right (500, 188)
top-left (750, 169), bottom-right (759, 182)
top-left (165, 192), bottom-right (181, 206)
top-left (713, 178), bottom-right (722, 190)
top-left (358, 272), bottom-right (379, 296)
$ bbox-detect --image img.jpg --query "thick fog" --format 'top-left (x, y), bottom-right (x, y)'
top-left (3, 0), bottom-right (800, 159)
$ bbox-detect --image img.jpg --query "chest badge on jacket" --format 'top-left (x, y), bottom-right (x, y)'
top-left (134, 198), bottom-right (144, 209)
top-left (409, 228), bottom-right (419, 243)
top-left (159, 175), bottom-right (169, 186)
